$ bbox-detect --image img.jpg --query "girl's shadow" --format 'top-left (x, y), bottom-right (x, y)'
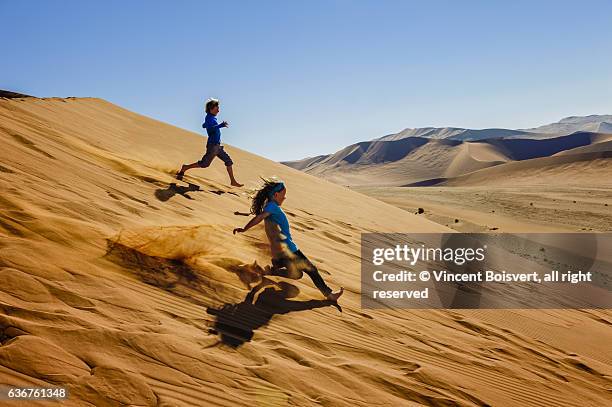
top-left (207, 278), bottom-right (339, 347)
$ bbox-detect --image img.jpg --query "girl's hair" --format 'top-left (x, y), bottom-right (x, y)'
top-left (250, 178), bottom-right (285, 215)
top-left (205, 98), bottom-right (220, 113)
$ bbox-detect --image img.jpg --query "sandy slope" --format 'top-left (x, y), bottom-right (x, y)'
top-left (0, 97), bottom-right (610, 406)
top-left (554, 137), bottom-right (612, 156)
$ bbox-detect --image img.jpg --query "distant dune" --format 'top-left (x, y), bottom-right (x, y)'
top-left (554, 137), bottom-right (612, 156)
top-left (404, 150), bottom-right (612, 187)
top-left (284, 131), bottom-right (612, 186)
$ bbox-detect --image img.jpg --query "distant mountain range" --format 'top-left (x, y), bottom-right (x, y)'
top-left (377, 115), bottom-right (612, 142)
top-left (521, 115), bottom-right (612, 135)
top-left (282, 115), bottom-right (612, 187)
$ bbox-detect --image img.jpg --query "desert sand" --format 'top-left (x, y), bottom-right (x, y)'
top-left (356, 185), bottom-right (612, 233)
top-left (354, 147), bottom-right (612, 233)
top-left (1, 96), bottom-right (610, 406)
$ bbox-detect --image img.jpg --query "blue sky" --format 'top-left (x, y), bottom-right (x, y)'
top-left (2, 0), bottom-right (612, 161)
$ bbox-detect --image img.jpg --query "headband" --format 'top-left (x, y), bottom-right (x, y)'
top-left (268, 182), bottom-right (285, 198)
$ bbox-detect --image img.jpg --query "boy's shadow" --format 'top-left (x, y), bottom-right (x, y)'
top-left (207, 278), bottom-right (339, 347)
top-left (155, 182), bottom-right (201, 201)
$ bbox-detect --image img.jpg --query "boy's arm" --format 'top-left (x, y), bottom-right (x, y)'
top-left (202, 122), bottom-right (227, 129)
top-left (202, 116), bottom-right (228, 129)
top-left (233, 212), bottom-right (269, 234)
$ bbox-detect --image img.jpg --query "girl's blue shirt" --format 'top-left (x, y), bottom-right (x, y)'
top-left (263, 200), bottom-right (298, 253)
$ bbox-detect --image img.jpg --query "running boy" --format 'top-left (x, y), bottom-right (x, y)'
top-left (233, 179), bottom-right (344, 302)
top-left (176, 98), bottom-right (243, 187)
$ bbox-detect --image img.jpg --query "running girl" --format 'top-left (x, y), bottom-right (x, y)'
top-left (233, 179), bottom-right (343, 301)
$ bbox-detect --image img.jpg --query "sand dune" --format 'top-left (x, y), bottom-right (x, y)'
top-left (284, 132), bottom-right (611, 187)
top-left (405, 151), bottom-right (612, 188)
top-left (1, 96), bottom-right (610, 406)
top-left (554, 136), bottom-right (612, 156)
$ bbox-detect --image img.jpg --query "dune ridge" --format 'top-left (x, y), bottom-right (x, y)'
top-left (1, 96), bottom-right (610, 406)
top-left (404, 150), bottom-right (612, 187)
top-left (284, 131), bottom-right (612, 187)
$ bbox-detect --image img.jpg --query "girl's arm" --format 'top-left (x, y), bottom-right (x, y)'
top-left (233, 212), bottom-right (269, 234)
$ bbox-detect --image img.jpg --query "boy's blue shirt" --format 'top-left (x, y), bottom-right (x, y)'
top-left (264, 200), bottom-right (298, 253)
top-left (202, 113), bottom-right (226, 145)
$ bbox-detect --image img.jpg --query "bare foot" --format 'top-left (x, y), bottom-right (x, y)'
top-left (231, 181), bottom-right (244, 187)
top-left (326, 287), bottom-right (344, 302)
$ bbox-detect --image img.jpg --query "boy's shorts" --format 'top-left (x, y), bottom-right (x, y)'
top-left (198, 144), bottom-right (233, 167)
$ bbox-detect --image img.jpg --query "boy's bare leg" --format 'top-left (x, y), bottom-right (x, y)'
top-left (176, 162), bottom-right (199, 179)
top-left (226, 165), bottom-right (244, 187)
